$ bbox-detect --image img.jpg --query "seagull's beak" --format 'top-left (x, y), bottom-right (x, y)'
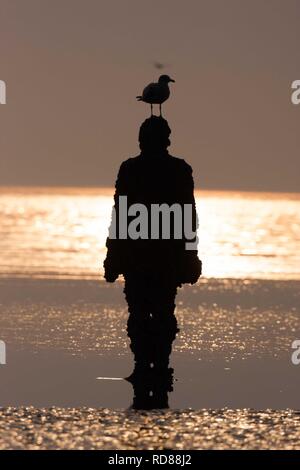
top-left (170, 78), bottom-right (175, 83)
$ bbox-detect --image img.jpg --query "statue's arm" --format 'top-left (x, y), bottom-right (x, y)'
top-left (179, 162), bottom-right (202, 284)
top-left (103, 162), bottom-right (128, 282)
top-left (182, 163), bottom-right (198, 240)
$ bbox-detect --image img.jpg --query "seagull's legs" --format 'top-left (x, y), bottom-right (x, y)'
top-left (159, 104), bottom-right (162, 117)
top-left (150, 103), bottom-right (153, 116)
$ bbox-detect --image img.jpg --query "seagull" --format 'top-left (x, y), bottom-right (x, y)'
top-left (136, 75), bottom-right (175, 116)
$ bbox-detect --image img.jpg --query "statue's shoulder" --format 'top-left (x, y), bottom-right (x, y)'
top-left (118, 155), bottom-right (141, 173)
top-left (167, 154), bottom-right (193, 173)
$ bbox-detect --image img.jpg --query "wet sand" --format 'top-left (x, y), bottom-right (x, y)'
top-left (0, 277), bottom-right (300, 448)
top-left (1, 407), bottom-right (300, 450)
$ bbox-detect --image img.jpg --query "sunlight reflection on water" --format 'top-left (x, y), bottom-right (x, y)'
top-left (0, 187), bottom-right (299, 280)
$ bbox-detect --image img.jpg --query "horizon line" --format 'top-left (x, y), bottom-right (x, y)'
top-left (0, 185), bottom-right (299, 198)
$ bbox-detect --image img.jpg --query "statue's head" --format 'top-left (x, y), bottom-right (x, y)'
top-left (138, 116), bottom-right (171, 153)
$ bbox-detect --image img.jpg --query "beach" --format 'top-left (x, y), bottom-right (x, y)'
top-left (1, 407), bottom-right (300, 450)
top-left (0, 277), bottom-right (300, 449)
top-left (0, 188), bottom-right (300, 449)
top-left (2, 0), bottom-right (300, 453)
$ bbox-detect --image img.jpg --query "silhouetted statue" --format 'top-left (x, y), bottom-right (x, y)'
top-left (104, 116), bottom-right (201, 408)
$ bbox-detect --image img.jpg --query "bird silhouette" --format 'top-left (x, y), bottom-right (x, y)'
top-left (136, 75), bottom-right (175, 116)
top-left (153, 61), bottom-right (165, 70)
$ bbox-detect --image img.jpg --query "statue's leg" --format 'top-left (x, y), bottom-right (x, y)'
top-left (124, 273), bottom-right (152, 372)
top-left (125, 274), bottom-right (177, 409)
top-left (150, 279), bottom-right (179, 371)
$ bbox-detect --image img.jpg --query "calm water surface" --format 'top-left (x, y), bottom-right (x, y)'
top-left (0, 187), bottom-right (299, 280)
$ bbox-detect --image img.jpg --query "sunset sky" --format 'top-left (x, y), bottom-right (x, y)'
top-left (1, 0), bottom-right (300, 191)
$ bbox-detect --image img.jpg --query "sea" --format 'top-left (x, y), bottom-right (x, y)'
top-left (0, 187), bottom-right (299, 280)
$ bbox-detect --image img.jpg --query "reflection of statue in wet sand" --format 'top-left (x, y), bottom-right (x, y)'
top-left (104, 116), bottom-right (201, 409)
